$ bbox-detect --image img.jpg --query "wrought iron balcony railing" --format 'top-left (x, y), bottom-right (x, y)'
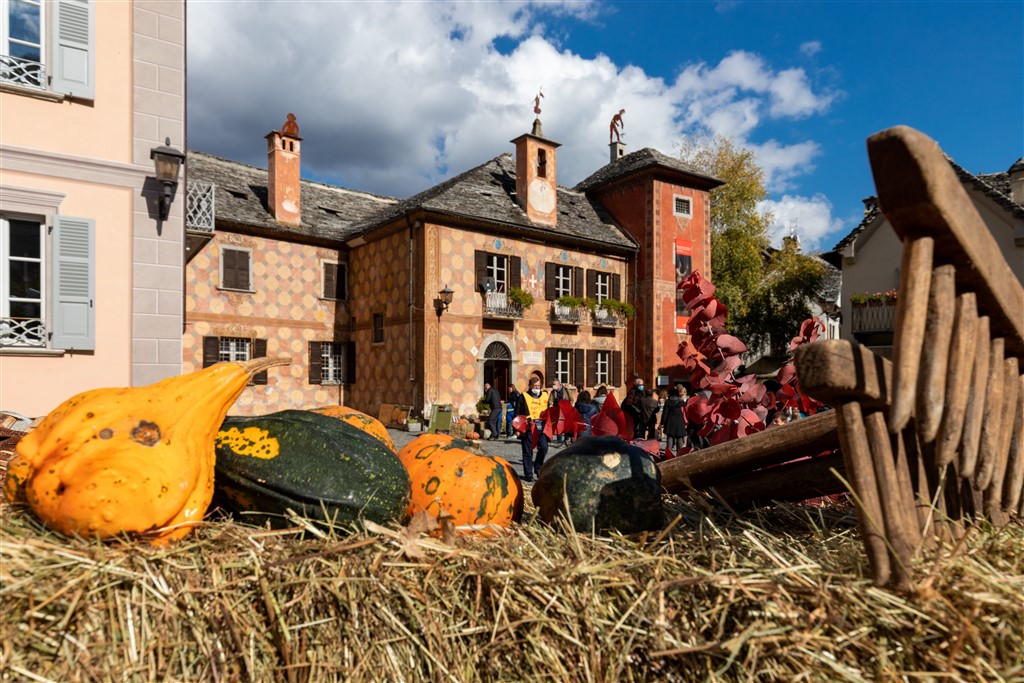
top-left (591, 306), bottom-right (626, 328)
top-left (549, 302), bottom-right (583, 325)
top-left (186, 181), bottom-right (216, 233)
top-left (0, 54), bottom-right (45, 90)
top-left (483, 291), bottom-right (524, 319)
top-left (851, 301), bottom-right (897, 335)
top-left (1, 317), bottom-right (46, 347)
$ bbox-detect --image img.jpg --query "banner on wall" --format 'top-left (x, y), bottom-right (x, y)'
top-left (675, 240), bottom-right (693, 330)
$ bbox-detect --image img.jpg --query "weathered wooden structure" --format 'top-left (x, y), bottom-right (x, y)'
top-left (661, 127), bottom-right (1023, 590)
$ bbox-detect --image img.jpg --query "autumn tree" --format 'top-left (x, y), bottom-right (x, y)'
top-left (677, 135), bottom-right (825, 353)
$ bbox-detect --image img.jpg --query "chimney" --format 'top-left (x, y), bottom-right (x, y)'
top-left (862, 196), bottom-right (879, 216)
top-left (609, 141), bottom-right (626, 164)
top-left (1009, 158), bottom-right (1024, 206)
top-left (511, 118), bottom-right (561, 226)
top-left (266, 113), bottom-right (302, 227)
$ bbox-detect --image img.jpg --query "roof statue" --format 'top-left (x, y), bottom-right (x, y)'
top-left (281, 113), bottom-right (299, 137)
top-left (532, 89), bottom-right (544, 117)
top-left (610, 109), bottom-right (625, 144)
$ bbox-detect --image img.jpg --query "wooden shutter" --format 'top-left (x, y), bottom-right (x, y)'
top-left (545, 348), bottom-right (556, 385)
top-left (544, 262), bottom-right (556, 300)
top-left (50, 216), bottom-right (95, 350)
top-left (586, 350), bottom-right (597, 389)
top-left (308, 341), bottom-right (323, 384)
top-left (611, 273), bottom-right (621, 300)
top-left (475, 250), bottom-right (488, 290)
top-left (509, 256), bottom-right (522, 289)
top-left (573, 349), bottom-right (585, 388)
top-left (337, 263), bottom-right (347, 300)
top-left (51, 0), bottom-right (95, 99)
top-left (573, 267), bottom-right (584, 298)
top-left (202, 336), bottom-right (220, 368)
top-left (252, 339), bottom-right (268, 385)
top-left (612, 351), bottom-right (622, 387)
top-left (222, 248), bottom-right (250, 290)
top-left (586, 269), bottom-right (597, 299)
top-left (344, 341), bottom-right (356, 383)
top-left (323, 263), bottom-right (337, 299)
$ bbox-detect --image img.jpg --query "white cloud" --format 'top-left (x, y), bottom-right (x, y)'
top-left (800, 41), bottom-right (822, 57)
top-left (761, 194), bottom-right (848, 251)
top-left (187, 3), bottom-right (839, 202)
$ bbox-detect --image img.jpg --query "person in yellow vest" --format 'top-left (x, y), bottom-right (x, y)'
top-left (514, 376), bottom-right (550, 482)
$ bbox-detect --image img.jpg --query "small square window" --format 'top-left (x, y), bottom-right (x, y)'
top-left (220, 247), bottom-right (252, 291)
top-left (673, 196), bottom-right (693, 217)
top-left (372, 313), bottom-right (384, 343)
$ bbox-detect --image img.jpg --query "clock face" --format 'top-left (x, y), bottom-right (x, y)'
top-left (528, 179), bottom-right (556, 214)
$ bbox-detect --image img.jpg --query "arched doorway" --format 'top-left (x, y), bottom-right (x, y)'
top-left (483, 342), bottom-right (511, 400)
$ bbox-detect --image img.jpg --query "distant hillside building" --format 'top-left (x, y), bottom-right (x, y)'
top-left (184, 117), bottom-right (719, 417)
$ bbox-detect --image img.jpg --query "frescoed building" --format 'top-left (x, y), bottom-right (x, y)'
top-left (184, 116), bottom-right (717, 418)
top-left (1, 0), bottom-right (186, 416)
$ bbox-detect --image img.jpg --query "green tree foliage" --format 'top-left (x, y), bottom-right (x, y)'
top-left (678, 136), bottom-right (825, 353)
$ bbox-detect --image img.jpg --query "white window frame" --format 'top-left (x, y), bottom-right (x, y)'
top-left (554, 265), bottom-right (572, 298)
top-left (594, 272), bottom-right (610, 303)
top-left (1, 0), bottom-right (45, 87)
top-left (0, 212), bottom-right (46, 347)
top-left (219, 246), bottom-right (253, 292)
top-left (486, 254), bottom-right (508, 293)
top-left (218, 336), bottom-right (251, 363)
top-left (321, 341), bottom-right (344, 383)
top-left (673, 194), bottom-right (693, 218)
top-left (321, 260), bottom-right (347, 301)
top-left (594, 351), bottom-right (610, 386)
top-left (555, 348), bottom-right (571, 384)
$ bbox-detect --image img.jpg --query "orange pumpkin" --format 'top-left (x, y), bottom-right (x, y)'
top-left (466, 431), bottom-right (480, 440)
top-left (4, 357), bottom-right (289, 545)
top-left (310, 405), bottom-right (396, 453)
top-left (398, 433), bottom-right (523, 534)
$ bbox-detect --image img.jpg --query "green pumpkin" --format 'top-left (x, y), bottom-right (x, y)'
top-left (214, 410), bottom-right (410, 528)
top-left (531, 436), bottom-right (663, 534)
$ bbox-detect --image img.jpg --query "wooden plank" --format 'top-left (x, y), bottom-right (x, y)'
top-left (959, 317), bottom-right (991, 478)
top-left (836, 402), bottom-right (891, 586)
top-left (864, 409), bottom-right (916, 590)
top-left (658, 411), bottom-right (838, 492)
top-left (794, 339), bottom-right (892, 409)
top-left (866, 125), bottom-right (1024, 359)
top-left (889, 236), bottom-right (933, 433)
top-left (936, 293), bottom-right (979, 467)
top-left (985, 358), bottom-right (1019, 513)
top-left (707, 452), bottom-right (846, 509)
top-left (975, 338), bottom-right (1006, 491)
top-left (916, 265), bottom-right (956, 443)
top-left (1003, 374), bottom-right (1024, 513)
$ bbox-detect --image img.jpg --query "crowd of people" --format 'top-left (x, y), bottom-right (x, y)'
top-left (482, 376), bottom-right (805, 482)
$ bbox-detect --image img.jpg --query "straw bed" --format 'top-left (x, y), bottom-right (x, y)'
top-left (2, 494), bottom-right (1022, 682)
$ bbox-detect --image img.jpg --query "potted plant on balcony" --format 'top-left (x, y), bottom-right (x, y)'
top-left (598, 298), bottom-right (635, 321)
top-left (849, 292), bottom-right (868, 307)
top-left (508, 287), bottom-right (534, 310)
top-left (554, 295), bottom-right (584, 319)
top-left (884, 288), bottom-right (898, 304)
top-left (867, 292), bottom-right (883, 306)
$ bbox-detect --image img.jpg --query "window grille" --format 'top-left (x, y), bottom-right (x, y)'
top-left (186, 181), bottom-right (215, 233)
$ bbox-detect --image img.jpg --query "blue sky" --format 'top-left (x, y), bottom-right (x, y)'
top-left (188, 1), bottom-right (1023, 252)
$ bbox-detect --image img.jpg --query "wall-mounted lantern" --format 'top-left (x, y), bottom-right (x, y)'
top-left (150, 138), bottom-right (185, 220)
top-left (435, 285), bottom-right (454, 316)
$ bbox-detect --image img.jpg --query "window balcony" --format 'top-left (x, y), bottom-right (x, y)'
top-left (850, 301), bottom-right (897, 335)
top-left (0, 55), bottom-right (45, 90)
top-left (483, 291), bottom-right (523, 319)
top-left (1, 317), bottom-right (46, 347)
top-left (550, 302), bottom-right (583, 325)
top-left (591, 306), bottom-right (626, 328)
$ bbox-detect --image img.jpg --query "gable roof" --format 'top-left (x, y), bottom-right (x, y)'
top-left (827, 155), bottom-right (1024, 259)
top-left (186, 151), bottom-right (397, 242)
top-left (574, 147), bottom-right (723, 192)
top-left (347, 153), bottom-right (638, 253)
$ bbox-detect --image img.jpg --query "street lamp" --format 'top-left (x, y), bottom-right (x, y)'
top-left (435, 285), bottom-right (454, 316)
top-left (150, 138), bottom-right (185, 220)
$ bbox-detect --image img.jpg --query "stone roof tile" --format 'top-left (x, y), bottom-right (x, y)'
top-left (574, 147), bottom-right (723, 192)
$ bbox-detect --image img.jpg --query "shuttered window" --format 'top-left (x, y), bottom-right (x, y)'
top-left (593, 350), bottom-right (610, 386)
top-left (309, 340), bottom-right (347, 384)
top-left (221, 247), bottom-right (251, 291)
top-left (322, 261), bottom-right (347, 300)
top-left (476, 250), bottom-right (521, 293)
top-left (203, 336), bottom-right (268, 384)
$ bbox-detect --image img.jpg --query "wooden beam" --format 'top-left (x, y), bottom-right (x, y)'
top-left (707, 452), bottom-right (846, 509)
top-left (866, 125), bottom-right (1024, 359)
top-left (658, 411), bottom-right (838, 492)
top-left (794, 339), bottom-right (892, 409)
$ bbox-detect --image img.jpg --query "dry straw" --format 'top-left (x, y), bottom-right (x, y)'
top-left (2, 492), bottom-right (1022, 682)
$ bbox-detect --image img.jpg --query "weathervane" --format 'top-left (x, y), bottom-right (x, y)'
top-left (532, 89), bottom-right (544, 117)
top-left (281, 112), bottom-right (299, 136)
top-left (609, 108), bottom-right (625, 144)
